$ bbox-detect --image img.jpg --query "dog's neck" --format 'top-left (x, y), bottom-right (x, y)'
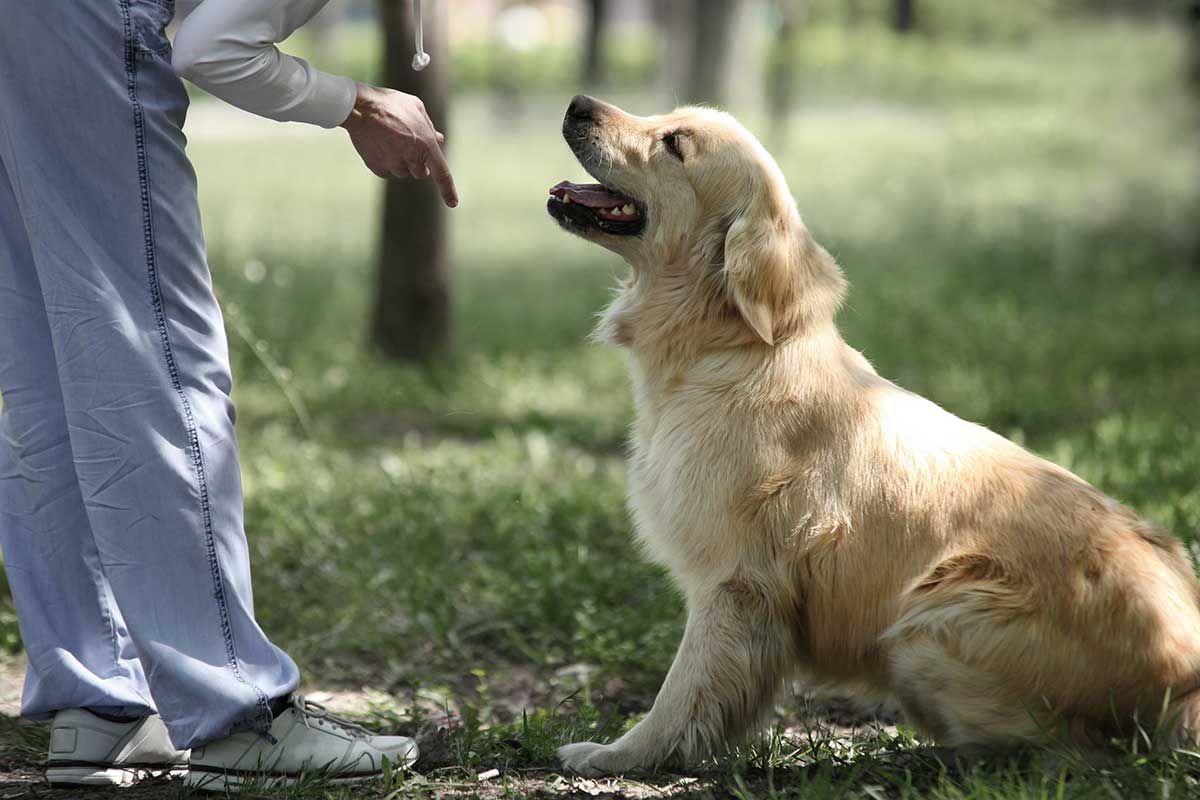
top-left (599, 280), bottom-right (857, 402)
top-left (593, 222), bottom-right (860, 418)
top-left (619, 324), bottom-right (868, 464)
top-left (595, 250), bottom-right (844, 362)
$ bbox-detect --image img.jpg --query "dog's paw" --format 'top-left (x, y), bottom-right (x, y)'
top-left (558, 741), bottom-right (640, 777)
top-left (558, 742), bottom-right (612, 776)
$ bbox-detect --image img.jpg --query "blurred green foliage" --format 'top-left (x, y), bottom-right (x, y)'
top-left (274, 0), bottom-right (1199, 96)
top-left (1, 9), bottom-right (1199, 796)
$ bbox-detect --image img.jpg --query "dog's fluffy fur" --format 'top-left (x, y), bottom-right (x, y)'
top-left (547, 96), bottom-right (1200, 776)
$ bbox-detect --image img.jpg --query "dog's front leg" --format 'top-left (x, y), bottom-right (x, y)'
top-left (559, 577), bottom-right (789, 776)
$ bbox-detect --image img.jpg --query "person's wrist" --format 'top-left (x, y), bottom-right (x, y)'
top-left (339, 82), bottom-right (373, 132)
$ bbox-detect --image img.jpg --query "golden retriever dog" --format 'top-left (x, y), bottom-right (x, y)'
top-left (545, 95), bottom-right (1200, 776)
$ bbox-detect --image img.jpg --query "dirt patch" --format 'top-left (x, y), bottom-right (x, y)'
top-left (379, 771), bottom-right (732, 799)
top-left (0, 654), bottom-right (902, 798)
top-left (0, 656), bottom-right (24, 718)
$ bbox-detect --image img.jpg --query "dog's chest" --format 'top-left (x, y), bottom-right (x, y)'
top-left (625, 380), bottom-right (745, 576)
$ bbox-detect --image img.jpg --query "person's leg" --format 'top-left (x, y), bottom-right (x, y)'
top-left (0, 151), bottom-right (155, 723)
top-left (0, 0), bottom-right (298, 748)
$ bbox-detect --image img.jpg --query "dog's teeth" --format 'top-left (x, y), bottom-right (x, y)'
top-left (622, 204), bottom-right (634, 215)
top-left (563, 195), bottom-right (572, 204)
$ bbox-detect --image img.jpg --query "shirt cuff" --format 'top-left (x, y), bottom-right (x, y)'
top-left (307, 72), bottom-right (358, 129)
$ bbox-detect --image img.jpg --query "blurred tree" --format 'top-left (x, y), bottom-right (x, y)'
top-left (1189, 0), bottom-right (1200, 86)
top-left (765, 0), bottom-right (805, 142)
top-left (657, 0), bottom-right (758, 107)
top-left (689, 0), bottom-right (745, 104)
top-left (1190, 0), bottom-right (1200, 271)
top-left (582, 0), bottom-right (612, 86)
top-left (373, 0), bottom-right (451, 361)
top-left (654, 0), bottom-right (688, 99)
top-left (846, 0), bottom-right (863, 28)
top-left (893, 0), bottom-right (916, 33)
top-left (307, 2), bottom-right (342, 66)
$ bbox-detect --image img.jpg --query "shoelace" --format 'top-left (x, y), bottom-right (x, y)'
top-left (290, 695), bottom-right (372, 740)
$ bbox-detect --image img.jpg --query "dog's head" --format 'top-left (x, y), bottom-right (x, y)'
top-left (547, 95), bottom-right (845, 352)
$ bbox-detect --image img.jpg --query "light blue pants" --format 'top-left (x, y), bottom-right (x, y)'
top-left (0, 0), bottom-right (299, 748)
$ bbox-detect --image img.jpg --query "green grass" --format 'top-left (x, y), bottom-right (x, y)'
top-left (3, 12), bottom-right (1200, 799)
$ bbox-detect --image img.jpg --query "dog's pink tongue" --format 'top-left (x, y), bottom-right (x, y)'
top-left (550, 181), bottom-right (630, 208)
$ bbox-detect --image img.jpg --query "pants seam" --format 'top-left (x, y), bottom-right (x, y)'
top-left (94, 566), bottom-right (121, 680)
top-left (117, 0), bottom-right (271, 733)
top-left (1, 117), bottom-right (158, 716)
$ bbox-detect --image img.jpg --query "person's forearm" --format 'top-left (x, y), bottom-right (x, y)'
top-left (171, 0), bottom-right (355, 128)
top-left (172, 0), bottom-right (457, 203)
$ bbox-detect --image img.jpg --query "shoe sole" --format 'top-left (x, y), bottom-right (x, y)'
top-left (185, 768), bottom-right (387, 792)
top-left (46, 766), bottom-right (187, 786)
top-left (186, 749), bottom-right (418, 793)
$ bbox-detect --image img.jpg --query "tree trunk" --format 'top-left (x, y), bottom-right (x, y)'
top-left (1189, 0), bottom-right (1200, 87)
top-left (373, 0), bottom-right (450, 361)
top-left (686, 0), bottom-right (744, 106)
top-left (1190, 0), bottom-right (1199, 271)
top-left (654, 0), bottom-right (690, 101)
top-left (893, 0), bottom-right (916, 33)
top-left (582, 0), bottom-right (611, 87)
top-left (846, 0), bottom-right (863, 28)
top-left (656, 0), bottom-right (760, 109)
top-left (766, 0), bottom-right (804, 143)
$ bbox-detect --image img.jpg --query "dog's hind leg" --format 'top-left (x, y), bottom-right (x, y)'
top-left (558, 576), bottom-right (791, 776)
top-left (887, 632), bottom-right (1047, 749)
top-left (1164, 686), bottom-right (1200, 747)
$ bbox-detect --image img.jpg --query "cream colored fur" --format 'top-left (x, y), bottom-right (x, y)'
top-left (550, 98), bottom-right (1200, 777)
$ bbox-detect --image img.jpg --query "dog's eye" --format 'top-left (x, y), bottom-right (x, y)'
top-left (663, 133), bottom-right (684, 162)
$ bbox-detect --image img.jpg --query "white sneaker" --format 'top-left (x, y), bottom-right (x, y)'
top-left (45, 709), bottom-right (189, 787)
top-left (186, 695), bottom-right (418, 792)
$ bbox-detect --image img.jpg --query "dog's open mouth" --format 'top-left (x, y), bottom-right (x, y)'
top-left (547, 181), bottom-right (645, 236)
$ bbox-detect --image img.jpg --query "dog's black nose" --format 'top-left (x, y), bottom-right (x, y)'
top-left (567, 94), bottom-right (599, 122)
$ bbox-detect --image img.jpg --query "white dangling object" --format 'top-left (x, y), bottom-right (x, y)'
top-left (411, 0), bottom-right (431, 71)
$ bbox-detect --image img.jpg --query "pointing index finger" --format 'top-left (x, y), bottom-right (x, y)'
top-left (424, 140), bottom-right (458, 208)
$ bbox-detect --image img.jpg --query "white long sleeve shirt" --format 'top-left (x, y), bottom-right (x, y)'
top-left (172, 0), bottom-right (357, 129)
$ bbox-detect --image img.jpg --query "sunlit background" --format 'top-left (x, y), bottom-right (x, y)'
top-left (2, 0), bottom-right (1200, 788)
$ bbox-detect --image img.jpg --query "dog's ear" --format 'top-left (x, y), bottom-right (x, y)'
top-left (723, 203), bottom-right (796, 346)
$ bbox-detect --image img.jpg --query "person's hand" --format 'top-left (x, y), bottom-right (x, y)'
top-left (340, 82), bottom-right (458, 208)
